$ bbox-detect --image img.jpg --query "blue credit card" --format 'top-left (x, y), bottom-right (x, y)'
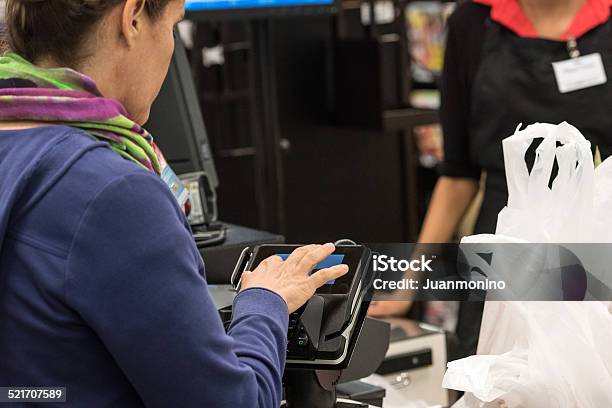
top-left (276, 253), bottom-right (345, 285)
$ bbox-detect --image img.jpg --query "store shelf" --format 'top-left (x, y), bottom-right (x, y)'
top-left (382, 108), bottom-right (439, 131)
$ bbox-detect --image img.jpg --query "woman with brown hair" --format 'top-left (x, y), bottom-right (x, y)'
top-left (0, 1), bottom-right (347, 406)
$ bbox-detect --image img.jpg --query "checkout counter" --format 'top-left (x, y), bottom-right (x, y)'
top-left (374, 319), bottom-right (449, 407)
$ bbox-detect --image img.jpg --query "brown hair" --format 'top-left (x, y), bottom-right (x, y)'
top-left (5, 0), bottom-right (173, 66)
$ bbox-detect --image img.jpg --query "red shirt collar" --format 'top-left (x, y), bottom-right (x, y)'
top-left (474, 0), bottom-right (612, 39)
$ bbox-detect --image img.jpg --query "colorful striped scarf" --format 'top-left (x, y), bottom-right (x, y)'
top-left (0, 53), bottom-right (188, 209)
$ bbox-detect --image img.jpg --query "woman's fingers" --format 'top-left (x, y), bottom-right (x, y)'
top-left (297, 243), bottom-right (336, 273)
top-left (245, 256), bottom-right (283, 287)
top-left (283, 244), bottom-right (318, 270)
top-left (263, 254), bottom-right (284, 267)
top-left (255, 254), bottom-right (283, 273)
top-left (308, 264), bottom-right (349, 288)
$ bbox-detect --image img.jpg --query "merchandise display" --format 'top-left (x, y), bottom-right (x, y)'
top-left (414, 123), bottom-right (444, 167)
top-left (405, 1), bottom-right (455, 83)
top-left (408, 89), bottom-right (441, 110)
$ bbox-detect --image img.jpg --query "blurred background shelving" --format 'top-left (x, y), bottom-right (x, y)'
top-left (181, 0), bottom-right (455, 242)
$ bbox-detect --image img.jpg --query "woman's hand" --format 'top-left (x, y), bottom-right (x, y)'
top-left (240, 243), bottom-right (349, 313)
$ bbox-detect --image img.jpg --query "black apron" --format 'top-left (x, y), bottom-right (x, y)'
top-left (471, 16), bottom-right (612, 234)
top-left (453, 15), bottom-right (612, 361)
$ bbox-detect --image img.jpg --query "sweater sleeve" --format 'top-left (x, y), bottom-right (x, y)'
top-left (65, 172), bottom-right (288, 408)
top-left (438, 2), bottom-right (487, 180)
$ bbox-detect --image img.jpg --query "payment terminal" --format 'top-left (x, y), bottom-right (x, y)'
top-left (229, 244), bottom-right (375, 368)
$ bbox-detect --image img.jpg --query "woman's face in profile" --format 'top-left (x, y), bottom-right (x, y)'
top-left (118, 0), bottom-right (185, 125)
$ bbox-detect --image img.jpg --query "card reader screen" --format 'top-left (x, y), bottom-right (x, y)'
top-left (276, 254), bottom-right (345, 285)
top-left (248, 245), bottom-right (368, 296)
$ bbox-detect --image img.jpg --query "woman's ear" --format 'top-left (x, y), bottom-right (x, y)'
top-left (121, 0), bottom-right (148, 49)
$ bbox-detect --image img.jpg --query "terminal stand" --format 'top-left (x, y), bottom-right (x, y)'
top-left (283, 317), bottom-right (390, 408)
top-left (284, 370), bottom-right (338, 408)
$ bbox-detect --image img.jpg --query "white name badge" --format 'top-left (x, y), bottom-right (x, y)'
top-left (552, 53), bottom-right (607, 93)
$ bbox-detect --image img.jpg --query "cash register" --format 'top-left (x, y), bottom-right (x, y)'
top-left (225, 244), bottom-right (391, 407)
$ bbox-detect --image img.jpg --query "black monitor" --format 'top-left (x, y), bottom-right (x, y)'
top-left (184, 0), bottom-right (338, 20)
top-left (146, 36), bottom-right (219, 189)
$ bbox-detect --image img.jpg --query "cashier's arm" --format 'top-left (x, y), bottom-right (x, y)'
top-left (418, 176), bottom-right (478, 242)
top-left (64, 173), bottom-right (347, 407)
top-left (369, 176), bottom-right (477, 318)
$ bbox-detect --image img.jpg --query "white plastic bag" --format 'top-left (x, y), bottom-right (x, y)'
top-left (444, 302), bottom-right (612, 407)
top-left (442, 122), bottom-right (612, 408)
top-left (593, 156), bottom-right (612, 242)
top-left (496, 122), bottom-right (594, 242)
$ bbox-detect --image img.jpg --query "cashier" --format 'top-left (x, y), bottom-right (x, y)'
top-left (370, 0), bottom-right (612, 356)
top-left (0, 0), bottom-right (348, 406)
